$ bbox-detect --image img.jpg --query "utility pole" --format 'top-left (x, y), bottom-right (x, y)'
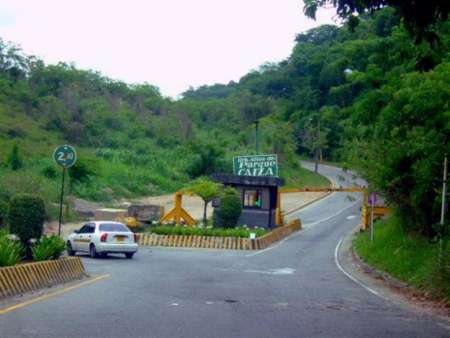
top-left (255, 119), bottom-right (259, 154)
top-left (441, 156), bottom-right (448, 226)
top-left (314, 119), bottom-right (320, 173)
top-left (439, 155), bottom-right (448, 274)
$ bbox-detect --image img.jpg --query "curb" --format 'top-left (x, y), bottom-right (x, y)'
top-left (0, 257), bottom-right (86, 299)
top-left (138, 219), bottom-right (302, 250)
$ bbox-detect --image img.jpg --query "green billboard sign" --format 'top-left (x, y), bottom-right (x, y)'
top-left (233, 154), bottom-right (278, 177)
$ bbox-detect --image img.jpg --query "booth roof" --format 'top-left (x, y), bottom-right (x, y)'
top-left (212, 174), bottom-right (284, 187)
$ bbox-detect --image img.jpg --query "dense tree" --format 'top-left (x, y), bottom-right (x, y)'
top-left (185, 178), bottom-right (222, 226)
top-left (0, 8), bottom-right (448, 236)
top-left (303, 0), bottom-right (449, 41)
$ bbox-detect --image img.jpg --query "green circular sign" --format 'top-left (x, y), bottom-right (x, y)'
top-left (53, 145), bottom-right (77, 168)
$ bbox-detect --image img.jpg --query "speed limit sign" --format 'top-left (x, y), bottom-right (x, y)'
top-left (53, 145), bottom-right (77, 168)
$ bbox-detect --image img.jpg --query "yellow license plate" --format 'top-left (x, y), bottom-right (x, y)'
top-left (115, 236), bottom-right (126, 242)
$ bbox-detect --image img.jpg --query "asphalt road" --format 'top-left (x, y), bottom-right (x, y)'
top-left (1, 163), bottom-right (448, 338)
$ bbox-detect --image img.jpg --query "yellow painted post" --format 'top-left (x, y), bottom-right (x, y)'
top-left (174, 192), bottom-right (182, 224)
top-left (275, 190), bottom-right (283, 226)
top-left (360, 189), bottom-right (369, 231)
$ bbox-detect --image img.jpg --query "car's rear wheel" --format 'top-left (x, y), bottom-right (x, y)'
top-left (125, 252), bottom-right (134, 259)
top-left (89, 244), bottom-right (98, 258)
top-left (67, 242), bottom-right (75, 256)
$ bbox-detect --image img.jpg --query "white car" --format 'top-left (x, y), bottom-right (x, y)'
top-left (67, 221), bottom-right (139, 259)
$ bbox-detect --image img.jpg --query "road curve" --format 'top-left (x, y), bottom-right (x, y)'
top-left (0, 163), bottom-right (448, 338)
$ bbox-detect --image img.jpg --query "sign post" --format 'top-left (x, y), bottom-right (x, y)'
top-left (53, 145), bottom-right (77, 236)
top-left (368, 192), bottom-right (378, 242)
top-left (233, 154), bottom-right (278, 177)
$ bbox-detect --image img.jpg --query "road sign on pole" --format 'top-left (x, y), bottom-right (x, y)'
top-left (368, 192), bottom-right (378, 242)
top-left (368, 192), bottom-right (378, 206)
top-left (53, 145), bottom-right (77, 168)
top-left (53, 145), bottom-right (77, 237)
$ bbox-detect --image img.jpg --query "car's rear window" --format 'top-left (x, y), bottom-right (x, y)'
top-left (99, 223), bottom-right (129, 232)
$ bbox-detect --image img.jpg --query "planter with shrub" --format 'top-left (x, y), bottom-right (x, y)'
top-left (147, 225), bottom-right (267, 238)
top-left (32, 235), bottom-right (66, 261)
top-left (0, 229), bottom-right (24, 267)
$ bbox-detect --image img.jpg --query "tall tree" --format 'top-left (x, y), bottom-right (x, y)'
top-left (185, 178), bottom-right (222, 226)
top-left (303, 0), bottom-right (450, 41)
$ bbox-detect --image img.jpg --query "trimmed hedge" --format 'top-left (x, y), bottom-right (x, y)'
top-left (148, 225), bottom-right (267, 238)
top-left (8, 194), bottom-right (45, 246)
top-left (213, 187), bottom-right (242, 228)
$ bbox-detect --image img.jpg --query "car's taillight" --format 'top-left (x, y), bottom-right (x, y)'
top-left (100, 233), bottom-right (108, 242)
top-left (134, 233), bottom-right (139, 243)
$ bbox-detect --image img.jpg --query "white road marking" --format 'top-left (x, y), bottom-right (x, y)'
top-left (334, 238), bottom-right (386, 300)
top-left (171, 303), bottom-right (179, 306)
top-left (247, 200), bottom-right (361, 258)
top-left (245, 231), bottom-right (301, 257)
top-left (219, 267), bottom-right (295, 275)
top-left (301, 200), bottom-right (361, 228)
top-left (243, 268), bottom-right (295, 275)
top-left (346, 215), bottom-right (356, 220)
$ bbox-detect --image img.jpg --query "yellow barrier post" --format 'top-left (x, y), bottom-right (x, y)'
top-left (275, 190), bottom-right (283, 226)
top-left (159, 192), bottom-right (196, 226)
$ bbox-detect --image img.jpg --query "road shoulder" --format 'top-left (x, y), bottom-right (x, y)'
top-left (338, 227), bottom-right (450, 325)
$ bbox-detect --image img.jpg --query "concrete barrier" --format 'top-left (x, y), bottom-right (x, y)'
top-left (137, 219), bottom-right (302, 250)
top-left (0, 257), bottom-right (86, 299)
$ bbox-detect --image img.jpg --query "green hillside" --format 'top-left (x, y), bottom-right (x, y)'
top-left (0, 7), bottom-right (449, 233)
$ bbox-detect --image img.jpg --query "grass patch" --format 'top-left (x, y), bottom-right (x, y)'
top-left (354, 216), bottom-right (450, 303)
top-left (146, 225), bottom-right (267, 238)
top-left (281, 164), bottom-right (330, 188)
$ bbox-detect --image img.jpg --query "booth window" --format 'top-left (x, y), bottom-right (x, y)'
top-left (243, 189), bottom-right (262, 209)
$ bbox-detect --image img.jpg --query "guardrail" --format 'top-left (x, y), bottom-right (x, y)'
top-left (137, 219), bottom-right (301, 250)
top-left (0, 257), bottom-right (86, 298)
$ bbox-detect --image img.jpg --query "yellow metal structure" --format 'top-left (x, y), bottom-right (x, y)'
top-left (160, 186), bottom-right (389, 231)
top-left (276, 186), bottom-right (389, 231)
top-left (361, 206), bottom-right (390, 231)
top-left (159, 192), bottom-right (196, 226)
top-left (123, 217), bottom-right (139, 228)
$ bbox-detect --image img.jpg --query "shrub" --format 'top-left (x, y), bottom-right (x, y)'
top-left (0, 172), bottom-right (46, 202)
top-left (69, 159), bottom-right (95, 184)
top-left (186, 142), bottom-right (226, 178)
top-left (0, 200), bottom-right (8, 229)
top-left (41, 165), bottom-right (58, 179)
top-left (0, 229), bottom-right (24, 266)
top-left (213, 187), bottom-right (242, 228)
top-left (9, 194), bottom-right (46, 246)
top-left (32, 235), bottom-right (66, 261)
top-left (7, 144), bottom-right (23, 171)
top-left (148, 225), bottom-right (267, 238)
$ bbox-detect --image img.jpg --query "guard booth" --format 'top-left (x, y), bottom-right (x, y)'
top-left (212, 173), bottom-right (284, 229)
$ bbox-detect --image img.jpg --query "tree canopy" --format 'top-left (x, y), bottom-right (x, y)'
top-left (303, 0), bottom-right (450, 41)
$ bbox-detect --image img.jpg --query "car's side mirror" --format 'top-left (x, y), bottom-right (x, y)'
top-left (74, 230), bottom-right (79, 234)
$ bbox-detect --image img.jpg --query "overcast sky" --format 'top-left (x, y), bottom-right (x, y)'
top-left (0, 1), bottom-right (337, 98)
